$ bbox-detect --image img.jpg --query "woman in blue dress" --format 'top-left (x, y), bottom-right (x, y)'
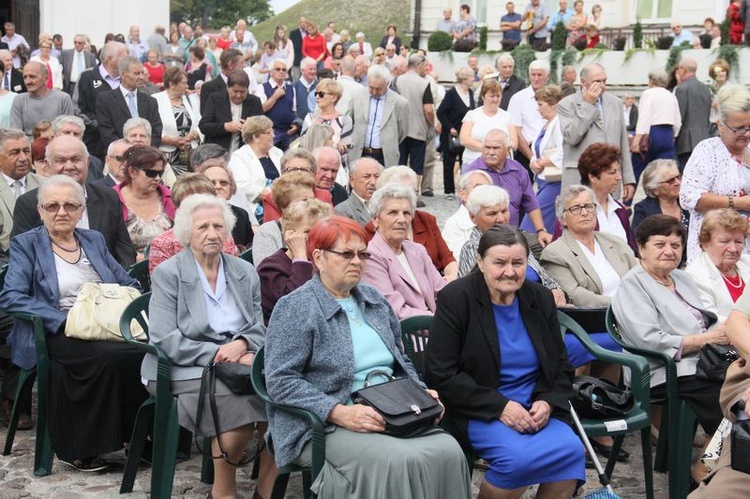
top-left (426, 224), bottom-right (586, 498)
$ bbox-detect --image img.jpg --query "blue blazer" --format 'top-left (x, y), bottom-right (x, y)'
top-left (0, 227), bottom-right (139, 370)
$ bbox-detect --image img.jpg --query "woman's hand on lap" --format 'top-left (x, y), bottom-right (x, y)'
top-left (214, 339), bottom-right (248, 363)
top-left (499, 400), bottom-right (539, 433)
top-left (426, 389), bottom-right (445, 424)
top-left (529, 400), bottom-right (551, 430)
top-left (329, 403), bottom-right (386, 433)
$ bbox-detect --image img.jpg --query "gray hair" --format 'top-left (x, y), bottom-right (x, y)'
top-left (648, 69), bottom-right (669, 88)
top-left (717, 83), bottom-right (750, 123)
top-left (368, 64), bottom-right (391, 83)
top-left (173, 194), bottom-right (236, 247)
top-left (529, 59), bottom-right (550, 75)
top-left (51, 115), bottom-right (85, 134)
top-left (369, 183), bottom-right (417, 218)
top-left (350, 157), bottom-right (384, 176)
top-left (312, 145), bottom-right (341, 164)
top-left (300, 57), bottom-right (316, 70)
top-left (0, 127), bottom-right (28, 151)
top-left (483, 128), bottom-right (508, 145)
top-left (45, 135), bottom-right (89, 162)
top-left (118, 55), bottom-right (142, 75)
top-left (580, 62), bottom-right (605, 81)
top-left (495, 53), bottom-right (514, 68)
top-left (191, 143), bottom-right (229, 169)
top-left (26, 61), bottom-right (48, 78)
top-left (106, 138), bottom-right (130, 155)
top-left (376, 165), bottom-right (417, 189)
top-left (457, 170), bottom-right (492, 191)
top-left (280, 148), bottom-right (316, 172)
top-left (642, 159), bottom-right (679, 198)
top-left (407, 53), bottom-right (426, 69)
top-left (555, 184), bottom-right (596, 220)
top-left (123, 117), bottom-right (152, 138)
top-left (466, 185), bottom-right (509, 216)
top-left (301, 124), bottom-right (334, 151)
top-left (38, 174), bottom-right (85, 206)
top-left (455, 66), bottom-right (474, 82)
top-left (341, 55), bottom-right (355, 73)
top-left (100, 41), bottom-right (127, 64)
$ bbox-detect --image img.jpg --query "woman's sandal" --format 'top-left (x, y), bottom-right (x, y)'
top-left (60, 456), bottom-right (108, 472)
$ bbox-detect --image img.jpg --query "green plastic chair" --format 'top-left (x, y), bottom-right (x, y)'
top-left (240, 248), bottom-right (254, 265)
top-left (0, 265), bottom-right (54, 477)
top-left (119, 293), bottom-right (213, 499)
top-left (250, 346), bottom-right (325, 499)
top-left (127, 260), bottom-right (151, 293)
top-left (558, 310), bottom-right (654, 499)
top-left (605, 306), bottom-right (697, 499)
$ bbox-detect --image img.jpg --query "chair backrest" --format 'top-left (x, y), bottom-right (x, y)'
top-left (399, 315), bottom-right (432, 381)
top-left (120, 292), bottom-right (151, 342)
top-left (128, 260), bottom-right (152, 293)
top-left (0, 264), bottom-right (7, 290)
top-left (251, 346), bottom-right (272, 403)
top-left (240, 248), bottom-right (253, 265)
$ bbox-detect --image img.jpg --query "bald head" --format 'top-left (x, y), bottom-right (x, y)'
top-left (45, 135), bottom-right (90, 185)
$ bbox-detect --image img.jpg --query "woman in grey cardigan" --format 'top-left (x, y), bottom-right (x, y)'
top-left (265, 216), bottom-right (472, 499)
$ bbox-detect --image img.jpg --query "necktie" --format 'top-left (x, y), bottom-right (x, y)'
top-left (4, 72), bottom-right (9, 91)
top-left (126, 91), bottom-right (138, 118)
top-left (76, 52), bottom-right (84, 79)
top-left (367, 97), bottom-right (380, 148)
top-left (11, 180), bottom-right (22, 199)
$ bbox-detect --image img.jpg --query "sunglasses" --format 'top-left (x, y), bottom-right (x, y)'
top-left (141, 169), bottom-right (164, 178)
top-left (314, 91), bottom-right (328, 98)
top-left (324, 248), bottom-right (372, 260)
top-left (41, 202), bottom-right (82, 213)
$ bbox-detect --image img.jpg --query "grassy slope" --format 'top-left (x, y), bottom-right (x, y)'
top-left (250, 0), bottom-right (411, 51)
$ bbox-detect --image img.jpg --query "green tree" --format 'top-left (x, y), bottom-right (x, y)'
top-left (171, 0), bottom-right (273, 29)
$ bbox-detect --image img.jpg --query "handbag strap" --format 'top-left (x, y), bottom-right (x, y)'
top-left (363, 369), bottom-right (395, 388)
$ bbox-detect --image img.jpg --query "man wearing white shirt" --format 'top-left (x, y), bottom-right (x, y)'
top-left (508, 59), bottom-right (550, 177)
top-left (336, 55), bottom-right (362, 114)
top-left (1, 23), bottom-right (28, 68)
top-left (60, 34), bottom-right (97, 96)
top-left (0, 129), bottom-right (38, 250)
top-left (442, 170), bottom-right (492, 260)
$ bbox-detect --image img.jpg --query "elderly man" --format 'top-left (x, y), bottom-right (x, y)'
top-left (94, 139), bottom-right (130, 187)
top-left (674, 57), bottom-right (712, 171)
top-left (95, 56), bottom-right (163, 151)
top-left (354, 54), bottom-right (370, 86)
top-left (59, 34), bottom-right (97, 95)
top-left (671, 22), bottom-right (696, 47)
top-left (395, 54), bottom-right (434, 192)
top-left (293, 57), bottom-right (317, 122)
top-left (313, 146), bottom-right (348, 205)
top-left (73, 41), bottom-right (129, 158)
top-left (200, 48), bottom-right (243, 114)
top-left (0, 128), bottom-right (38, 252)
top-left (560, 64), bottom-right (577, 96)
top-left (492, 54), bottom-right (525, 110)
top-left (0, 49), bottom-right (24, 93)
top-left (256, 59), bottom-right (300, 151)
top-left (464, 129), bottom-right (552, 247)
top-left (508, 59), bottom-right (549, 176)
top-left (334, 157), bottom-right (383, 225)
top-left (437, 8), bottom-right (456, 34)
top-left (126, 25), bottom-right (148, 61)
top-left (12, 135), bottom-right (135, 267)
top-left (336, 55), bottom-right (361, 114)
top-left (442, 170), bottom-right (493, 260)
top-left (1, 22), bottom-right (28, 68)
top-left (10, 62), bottom-right (74, 137)
top-left (500, 2), bottom-right (523, 48)
top-left (557, 62), bottom-right (635, 201)
top-left (349, 65), bottom-right (408, 168)
top-left (51, 115), bottom-right (105, 181)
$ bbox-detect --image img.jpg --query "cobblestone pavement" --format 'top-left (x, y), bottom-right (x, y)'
top-left (0, 167), bottom-right (670, 498)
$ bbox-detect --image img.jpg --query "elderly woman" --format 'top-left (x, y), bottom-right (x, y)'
top-left (437, 67), bottom-right (475, 197)
top-left (257, 198), bottom-right (331, 324)
top-left (253, 171), bottom-right (317, 265)
top-left (300, 122), bottom-right (334, 151)
top-left (0, 175), bottom-right (147, 471)
top-left (612, 215), bottom-right (726, 477)
top-left (363, 184), bottom-right (447, 319)
top-left (681, 84), bottom-right (750, 263)
top-left (520, 84), bottom-right (564, 234)
top-left (185, 45), bottom-right (211, 90)
top-left (460, 78), bottom-right (518, 166)
top-left (426, 225), bottom-right (585, 498)
top-left (145, 194), bottom-right (277, 499)
top-left (148, 173), bottom-right (240, 273)
top-left (30, 39), bottom-right (63, 90)
top-left (301, 78), bottom-right (353, 156)
top-left (144, 49), bottom-right (166, 88)
top-left (364, 165), bottom-right (457, 280)
top-left (265, 215), bottom-right (471, 498)
top-left (114, 146), bottom-right (175, 260)
top-left (228, 115), bottom-right (283, 219)
top-left (630, 70), bottom-right (682, 181)
top-left (570, 142), bottom-right (636, 252)
top-left (153, 67), bottom-right (202, 176)
top-left (686, 209), bottom-right (750, 321)
top-left (632, 159), bottom-right (689, 236)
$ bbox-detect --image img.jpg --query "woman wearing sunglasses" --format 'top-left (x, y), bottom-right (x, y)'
top-left (301, 78), bottom-right (353, 157)
top-left (114, 145), bottom-right (176, 261)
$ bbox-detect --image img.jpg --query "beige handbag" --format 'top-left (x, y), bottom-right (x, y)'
top-left (64, 283), bottom-right (147, 342)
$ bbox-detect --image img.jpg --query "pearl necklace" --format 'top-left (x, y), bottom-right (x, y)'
top-left (50, 235), bottom-right (80, 253)
top-left (647, 271), bottom-right (673, 287)
top-left (719, 267), bottom-right (744, 289)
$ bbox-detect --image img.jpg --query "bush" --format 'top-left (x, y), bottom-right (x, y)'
top-left (427, 31), bottom-right (453, 52)
top-left (655, 36), bottom-right (673, 50)
top-left (613, 37), bottom-right (626, 51)
top-left (633, 19), bottom-right (643, 49)
top-left (479, 26), bottom-right (488, 51)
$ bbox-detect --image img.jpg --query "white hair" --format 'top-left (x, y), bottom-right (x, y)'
top-left (38, 174), bottom-right (85, 206)
top-left (369, 183), bottom-right (417, 218)
top-left (466, 185), bottom-right (509, 216)
top-left (173, 194), bottom-right (236, 247)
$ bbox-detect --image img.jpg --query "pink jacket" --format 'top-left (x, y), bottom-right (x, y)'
top-left (113, 183), bottom-right (176, 223)
top-left (363, 231), bottom-right (446, 319)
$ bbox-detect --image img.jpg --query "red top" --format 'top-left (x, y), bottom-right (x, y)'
top-left (723, 273), bottom-right (746, 303)
top-left (216, 37), bottom-right (232, 50)
top-left (145, 63), bottom-right (166, 86)
top-left (302, 34), bottom-right (328, 61)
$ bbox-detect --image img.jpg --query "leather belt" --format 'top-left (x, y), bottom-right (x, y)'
top-left (362, 147), bottom-right (383, 155)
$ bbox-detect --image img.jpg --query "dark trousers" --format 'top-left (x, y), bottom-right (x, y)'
top-left (677, 152), bottom-right (692, 173)
top-left (441, 147), bottom-right (462, 194)
top-left (399, 137), bottom-right (426, 175)
top-left (651, 375), bottom-right (723, 435)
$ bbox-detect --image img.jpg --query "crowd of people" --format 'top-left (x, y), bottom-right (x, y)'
top-left (0, 7), bottom-right (747, 499)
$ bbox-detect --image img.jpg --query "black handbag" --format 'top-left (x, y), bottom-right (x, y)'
top-left (448, 135), bottom-right (463, 153)
top-left (695, 344), bottom-right (740, 382)
top-left (571, 375), bottom-right (634, 419)
top-left (213, 362), bottom-right (254, 395)
top-left (731, 401), bottom-right (750, 474)
top-left (352, 370), bottom-right (442, 437)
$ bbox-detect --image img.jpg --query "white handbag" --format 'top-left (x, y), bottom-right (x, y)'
top-left (64, 283), bottom-right (147, 342)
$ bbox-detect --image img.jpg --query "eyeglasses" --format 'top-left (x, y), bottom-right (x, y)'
top-left (142, 169), bottom-right (164, 178)
top-left (565, 203), bottom-right (597, 215)
top-left (113, 155), bottom-right (125, 162)
top-left (314, 91), bottom-right (328, 98)
top-left (660, 175), bottom-right (681, 185)
top-left (324, 248), bottom-right (372, 260)
top-left (273, 67), bottom-right (288, 72)
top-left (40, 202), bottom-right (82, 213)
top-left (285, 167), bottom-right (313, 174)
top-left (722, 122), bottom-right (750, 135)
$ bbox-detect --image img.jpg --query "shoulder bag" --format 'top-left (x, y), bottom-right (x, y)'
top-left (696, 344), bottom-right (740, 382)
top-left (64, 283), bottom-right (146, 342)
top-left (571, 375), bottom-right (634, 419)
top-left (352, 370), bottom-right (442, 437)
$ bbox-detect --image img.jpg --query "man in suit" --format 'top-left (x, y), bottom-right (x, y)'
top-left (51, 115), bottom-right (105, 182)
top-left (495, 53), bottom-right (525, 110)
top-left (59, 34), bottom-right (97, 96)
top-left (73, 41), bottom-right (129, 158)
top-left (95, 56), bottom-right (162, 152)
top-left (335, 157), bottom-right (382, 225)
top-left (93, 139), bottom-right (129, 187)
top-left (557, 62), bottom-right (635, 202)
top-left (289, 18), bottom-right (307, 81)
top-left (12, 135), bottom-right (135, 268)
top-left (199, 70), bottom-right (263, 153)
top-left (0, 49), bottom-right (25, 93)
top-left (349, 64), bottom-right (408, 168)
top-left (199, 48), bottom-right (243, 114)
top-left (674, 57), bottom-right (712, 171)
top-left (313, 147), bottom-right (348, 205)
top-left (0, 129), bottom-right (39, 253)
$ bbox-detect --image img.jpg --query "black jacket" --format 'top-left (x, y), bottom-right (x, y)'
top-left (199, 91), bottom-right (263, 152)
top-left (73, 65), bottom-right (116, 156)
top-left (95, 88), bottom-right (163, 151)
top-left (199, 75), bottom-right (226, 115)
top-left (425, 272), bottom-right (575, 450)
top-left (437, 86), bottom-right (475, 152)
top-left (500, 74), bottom-right (526, 110)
